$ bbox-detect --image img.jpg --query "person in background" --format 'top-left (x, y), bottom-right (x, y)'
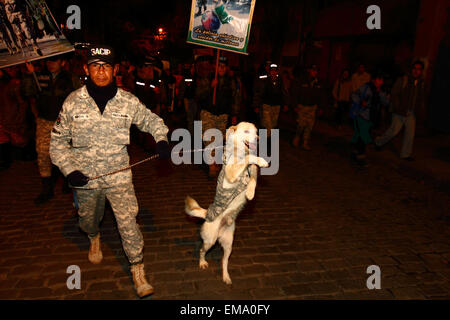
top-left (352, 63), bottom-right (371, 92)
top-left (23, 55), bottom-right (81, 205)
top-left (374, 61), bottom-right (426, 161)
top-left (200, 56), bottom-right (237, 178)
top-left (179, 61), bottom-right (197, 136)
top-left (252, 63), bottom-right (288, 153)
top-left (350, 72), bottom-right (389, 167)
top-left (228, 66), bottom-right (246, 125)
top-left (291, 64), bottom-right (323, 151)
top-left (332, 68), bottom-right (353, 129)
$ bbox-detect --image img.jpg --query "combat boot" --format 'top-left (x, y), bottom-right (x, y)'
top-left (88, 234), bottom-right (103, 264)
top-left (130, 263), bottom-right (154, 298)
top-left (34, 177), bottom-right (54, 205)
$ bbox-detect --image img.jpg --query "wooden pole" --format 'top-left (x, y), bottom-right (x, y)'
top-left (212, 49), bottom-right (220, 106)
top-left (32, 70), bottom-right (41, 92)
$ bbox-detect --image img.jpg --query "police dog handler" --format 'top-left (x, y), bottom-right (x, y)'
top-left (50, 45), bottom-right (170, 298)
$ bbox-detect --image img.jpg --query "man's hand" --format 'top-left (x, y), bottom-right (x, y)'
top-left (67, 171), bottom-right (89, 187)
top-left (25, 62), bottom-right (35, 74)
top-left (156, 140), bottom-right (170, 159)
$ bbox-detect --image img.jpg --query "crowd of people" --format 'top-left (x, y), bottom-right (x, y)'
top-left (0, 49), bottom-right (426, 191)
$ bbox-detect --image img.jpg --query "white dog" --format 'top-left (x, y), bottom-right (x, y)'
top-left (185, 122), bottom-right (269, 284)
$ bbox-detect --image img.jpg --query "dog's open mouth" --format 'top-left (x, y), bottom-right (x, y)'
top-left (244, 140), bottom-right (257, 151)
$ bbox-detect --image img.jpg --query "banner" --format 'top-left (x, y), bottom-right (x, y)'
top-left (0, 0), bottom-right (74, 69)
top-left (187, 0), bottom-right (256, 55)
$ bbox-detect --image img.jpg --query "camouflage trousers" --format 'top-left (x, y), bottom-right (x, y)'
top-left (36, 118), bottom-right (54, 178)
top-left (295, 104), bottom-right (317, 145)
top-left (200, 110), bottom-right (228, 159)
top-left (261, 104), bottom-right (280, 137)
top-left (75, 183), bottom-right (144, 265)
top-left (200, 109), bottom-right (228, 137)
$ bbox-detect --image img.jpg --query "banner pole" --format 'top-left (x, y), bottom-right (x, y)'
top-left (212, 49), bottom-right (220, 106)
top-left (32, 70), bottom-right (41, 92)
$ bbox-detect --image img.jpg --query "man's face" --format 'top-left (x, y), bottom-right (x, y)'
top-left (373, 77), bottom-right (384, 88)
top-left (46, 59), bottom-right (62, 73)
top-left (412, 64), bottom-right (423, 79)
top-left (358, 65), bottom-right (365, 74)
top-left (218, 63), bottom-right (227, 76)
top-left (84, 61), bottom-right (118, 87)
top-left (308, 68), bottom-right (318, 78)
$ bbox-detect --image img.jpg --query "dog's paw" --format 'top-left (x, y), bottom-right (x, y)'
top-left (258, 158), bottom-right (269, 168)
top-left (199, 261), bottom-right (209, 269)
top-left (223, 274), bottom-right (232, 285)
top-left (246, 180), bottom-right (256, 200)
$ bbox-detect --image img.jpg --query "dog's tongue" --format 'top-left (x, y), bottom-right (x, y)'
top-left (249, 142), bottom-right (257, 150)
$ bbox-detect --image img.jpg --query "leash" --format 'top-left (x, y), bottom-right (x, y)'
top-left (87, 146), bottom-right (224, 181)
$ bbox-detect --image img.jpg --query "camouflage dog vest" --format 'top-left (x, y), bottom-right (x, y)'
top-left (205, 164), bottom-right (251, 222)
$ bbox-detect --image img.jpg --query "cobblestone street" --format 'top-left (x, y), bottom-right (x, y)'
top-left (0, 128), bottom-right (449, 300)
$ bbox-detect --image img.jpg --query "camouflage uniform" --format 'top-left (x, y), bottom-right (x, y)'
top-left (291, 75), bottom-right (323, 147)
top-left (261, 104), bottom-right (280, 138)
top-left (50, 86), bottom-right (169, 264)
top-left (35, 118), bottom-right (54, 177)
top-left (200, 110), bottom-right (228, 137)
top-left (295, 104), bottom-right (318, 145)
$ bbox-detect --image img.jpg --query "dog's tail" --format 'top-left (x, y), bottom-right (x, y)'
top-left (185, 196), bottom-right (207, 219)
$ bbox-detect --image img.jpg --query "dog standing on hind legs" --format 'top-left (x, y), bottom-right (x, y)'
top-left (185, 122), bottom-right (269, 284)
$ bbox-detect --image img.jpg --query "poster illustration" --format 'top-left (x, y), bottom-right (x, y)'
top-left (0, 0), bottom-right (74, 69)
top-left (186, 0), bottom-right (256, 55)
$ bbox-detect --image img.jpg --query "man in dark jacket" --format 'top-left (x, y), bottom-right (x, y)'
top-left (253, 63), bottom-right (288, 142)
top-left (23, 55), bottom-right (81, 204)
top-left (291, 64), bottom-right (323, 150)
top-left (374, 61), bottom-right (426, 160)
top-left (200, 56), bottom-right (237, 177)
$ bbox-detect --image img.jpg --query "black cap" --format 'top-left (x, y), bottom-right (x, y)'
top-left (138, 55), bottom-right (162, 69)
top-left (269, 63), bottom-right (279, 69)
top-left (87, 45), bottom-right (115, 65)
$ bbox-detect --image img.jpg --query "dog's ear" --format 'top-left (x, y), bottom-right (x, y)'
top-left (225, 126), bottom-right (237, 141)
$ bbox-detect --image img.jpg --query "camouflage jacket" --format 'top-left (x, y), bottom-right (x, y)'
top-left (49, 86), bottom-right (169, 189)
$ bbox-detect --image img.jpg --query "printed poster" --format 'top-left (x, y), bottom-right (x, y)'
top-left (187, 0), bottom-right (256, 55)
top-left (0, 0), bottom-right (74, 69)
